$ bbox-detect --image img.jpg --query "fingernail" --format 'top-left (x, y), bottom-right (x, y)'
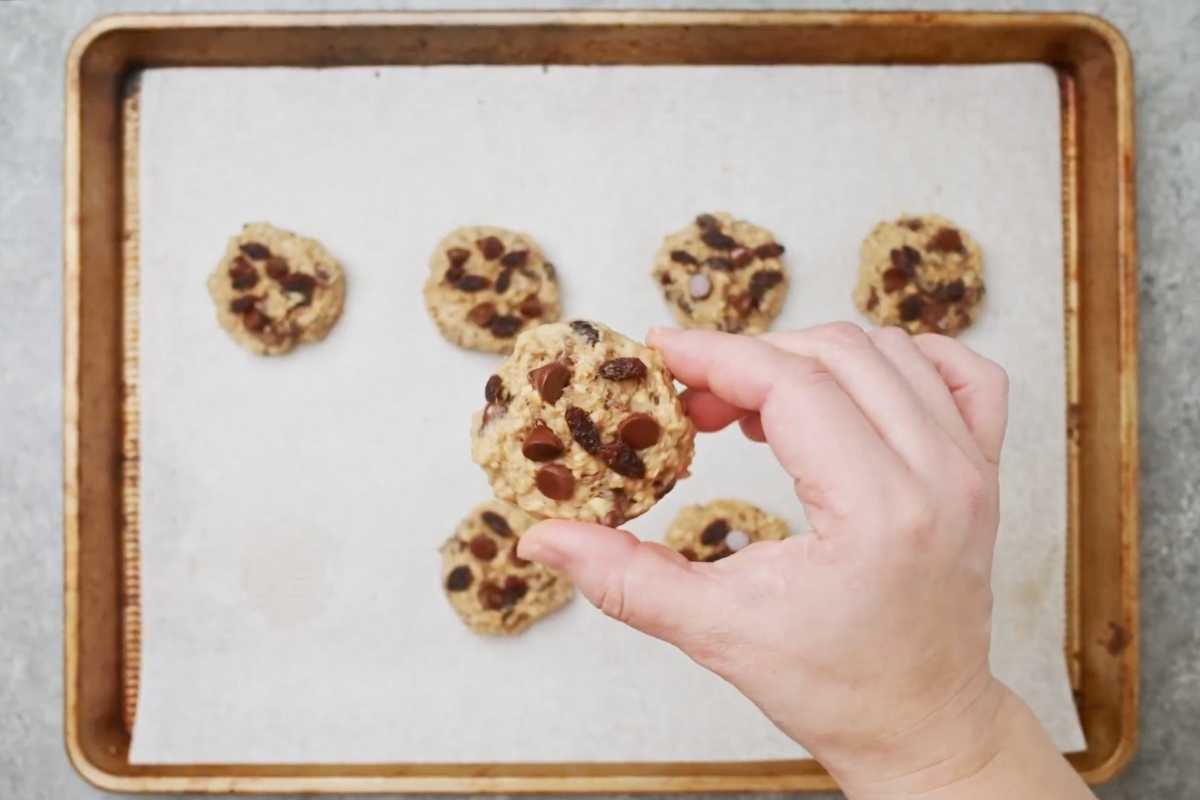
top-left (518, 526), bottom-right (569, 570)
top-left (647, 326), bottom-right (678, 346)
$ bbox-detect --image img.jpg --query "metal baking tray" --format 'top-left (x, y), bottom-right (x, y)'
top-left (64, 10), bottom-right (1138, 793)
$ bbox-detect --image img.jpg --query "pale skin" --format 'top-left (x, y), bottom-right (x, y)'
top-left (519, 323), bottom-right (1096, 799)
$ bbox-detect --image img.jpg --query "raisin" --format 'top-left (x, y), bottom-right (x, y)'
top-left (467, 302), bottom-right (497, 327)
top-left (477, 236), bottom-right (504, 260)
top-left (938, 280), bottom-right (966, 302)
top-left (543, 262), bottom-right (556, 280)
top-left (456, 274), bottom-right (491, 292)
top-left (265, 257), bottom-right (289, 280)
top-left (882, 268), bottom-right (909, 293)
top-left (489, 315), bottom-right (522, 338)
top-left (229, 257), bottom-right (258, 290)
top-left (445, 565), bottom-right (473, 592)
top-left (502, 575), bottom-right (529, 606)
top-left (478, 581), bottom-right (506, 610)
top-left (695, 214), bottom-right (719, 229)
top-left (495, 265), bottom-right (514, 294)
top-left (469, 534), bottom-right (498, 561)
top-left (700, 519), bottom-right (730, 545)
top-left (484, 374), bottom-right (505, 403)
top-left (679, 547), bottom-right (698, 561)
top-left (509, 543), bottom-right (530, 567)
top-left (701, 229), bottom-right (738, 250)
top-left (229, 296), bottom-right (256, 313)
top-left (704, 256), bottom-right (733, 271)
top-left (444, 263), bottom-right (465, 284)
top-left (927, 227), bottom-right (965, 254)
top-left (500, 250), bottom-right (528, 268)
top-left (481, 511), bottom-right (512, 538)
top-left (282, 272), bottom-right (316, 303)
top-left (866, 288), bottom-right (879, 311)
top-left (921, 300), bottom-right (949, 330)
top-left (730, 247), bottom-right (754, 268)
top-left (754, 242), bottom-right (785, 259)
top-left (704, 547), bottom-right (733, 562)
top-left (748, 270), bottom-right (784, 306)
top-left (242, 308), bottom-right (270, 332)
top-left (518, 296), bottom-right (543, 318)
top-left (901, 218), bottom-right (924, 231)
top-left (889, 245), bottom-right (922, 275)
top-left (239, 242), bottom-right (270, 260)
top-left (565, 406), bottom-right (602, 454)
top-left (598, 357), bottom-right (647, 381)
top-left (569, 320), bottom-right (600, 344)
top-left (446, 247), bottom-right (471, 268)
top-left (670, 250), bottom-right (698, 265)
top-left (598, 442), bottom-right (646, 478)
top-left (899, 294), bottom-right (924, 322)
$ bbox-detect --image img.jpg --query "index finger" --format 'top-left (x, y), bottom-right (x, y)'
top-left (648, 327), bottom-right (911, 522)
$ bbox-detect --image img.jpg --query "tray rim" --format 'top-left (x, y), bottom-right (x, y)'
top-left (63, 9), bottom-right (1139, 794)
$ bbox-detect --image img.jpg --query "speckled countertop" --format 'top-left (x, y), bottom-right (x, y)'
top-left (1, 1), bottom-right (1195, 797)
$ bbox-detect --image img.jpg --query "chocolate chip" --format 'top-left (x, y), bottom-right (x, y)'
top-left (921, 300), bottom-right (949, 330)
top-left (469, 534), bottom-right (498, 561)
top-left (242, 308), bottom-right (270, 332)
top-left (867, 288), bottom-right (879, 311)
top-left (229, 257), bottom-right (258, 290)
top-left (901, 218), bottom-right (924, 231)
top-left (477, 236), bottom-right (504, 260)
top-left (730, 247), bottom-right (754, 268)
top-left (754, 242), bottom-right (785, 259)
top-left (509, 543), bottom-right (530, 567)
top-left (535, 463), bottom-right (575, 500)
top-left (569, 320), bottom-right (600, 344)
top-left (565, 406), bottom-right (602, 454)
top-left (899, 294), bottom-right (924, 322)
top-left (500, 250), bottom-right (528, 268)
top-left (688, 273), bottom-right (712, 300)
top-left (598, 358), bottom-right (647, 381)
top-left (495, 266), bottom-right (514, 294)
top-left (518, 296), bottom-right (543, 318)
top-left (229, 296), bottom-right (256, 313)
top-left (679, 547), bottom-right (698, 561)
top-left (882, 268), bottom-right (909, 293)
top-left (890, 245), bottom-right (922, 275)
top-left (484, 374), bottom-right (505, 403)
top-left (456, 274), bottom-right (491, 292)
top-left (502, 575), bottom-right (529, 606)
top-left (695, 214), bottom-right (719, 230)
top-left (701, 229), bottom-right (738, 250)
top-left (749, 270), bottom-right (784, 306)
top-left (447, 247), bottom-right (471, 269)
top-left (444, 263), bottom-right (465, 284)
top-left (445, 565), bottom-right (473, 592)
top-left (522, 423), bottom-right (566, 461)
top-left (700, 518), bottom-right (730, 545)
top-left (239, 242), bottom-right (270, 260)
top-left (938, 280), bottom-right (966, 302)
top-left (529, 361), bottom-right (571, 404)
top-left (481, 511), bottom-right (512, 537)
top-left (927, 227), bottom-right (965, 254)
top-left (704, 256), bottom-right (733, 271)
top-left (282, 272), bottom-right (316, 303)
top-left (265, 257), bottom-right (289, 280)
top-left (478, 581), bottom-right (506, 610)
top-left (598, 441), bottom-right (646, 478)
top-left (660, 273), bottom-right (673, 286)
top-left (489, 315), bottom-right (522, 338)
top-left (467, 301), bottom-right (497, 327)
top-left (670, 250), bottom-right (699, 265)
top-left (618, 413), bottom-right (661, 449)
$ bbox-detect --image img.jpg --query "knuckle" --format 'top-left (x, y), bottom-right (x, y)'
top-left (811, 321), bottom-right (871, 350)
top-left (595, 570), bottom-right (631, 624)
top-left (871, 324), bottom-right (912, 347)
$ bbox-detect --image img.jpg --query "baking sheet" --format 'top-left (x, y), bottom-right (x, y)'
top-left (130, 64), bottom-right (1083, 763)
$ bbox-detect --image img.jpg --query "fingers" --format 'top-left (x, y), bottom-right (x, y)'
top-left (739, 413), bottom-right (766, 442)
top-left (518, 520), bottom-right (722, 647)
top-left (912, 335), bottom-right (1009, 463)
top-left (759, 324), bottom-right (960, 475)
top-left (648, 327), bottom-right (909, 521)
top-left (867, 327), bottom-right (980, 463)
top-left (681, 389), bottom-right (767, 443)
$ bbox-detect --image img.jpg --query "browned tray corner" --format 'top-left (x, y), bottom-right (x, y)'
top-left (64, 10), bottom-right (1138, 794)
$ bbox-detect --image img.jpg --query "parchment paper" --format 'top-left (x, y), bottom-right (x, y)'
top-left (130, 64), bottom-right (1083, 763)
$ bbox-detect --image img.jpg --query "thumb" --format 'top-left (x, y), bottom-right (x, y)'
top-left (519, 520), bottom-right (720, 648)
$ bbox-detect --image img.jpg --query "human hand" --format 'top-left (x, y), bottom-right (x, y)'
top-left (519, 323), bottom-right (1092, 798)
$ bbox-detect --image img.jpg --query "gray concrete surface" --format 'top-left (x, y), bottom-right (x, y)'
top-left (2, 0), bottom-right (1196, 797)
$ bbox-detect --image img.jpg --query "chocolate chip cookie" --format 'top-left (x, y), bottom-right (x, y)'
top-left (852, 214), bottom-right (985, 336)
top-left (471, 321), bottom-right (695, 527)
top-left (665, 499), bottom-right (791, 562)
top-left (651, 213), bottom-right (789, 334)
top-left (207, 222), bottom-right (347, 356)
top-left (424, 226), bottom-right (561, 354)
top-left (440, 500), bottom-right (574, 635)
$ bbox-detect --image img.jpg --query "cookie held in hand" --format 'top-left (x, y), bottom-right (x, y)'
top-left (471, 321), bottom-right (694, 527)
